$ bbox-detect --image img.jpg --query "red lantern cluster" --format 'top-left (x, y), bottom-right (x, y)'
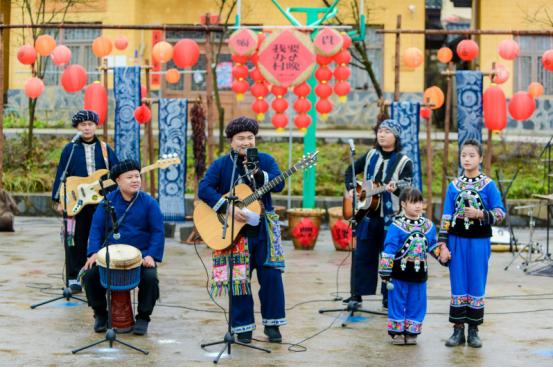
top-left (229, 29), bottom-right (259, 102)
top-left (483, 85), bottom-right (507, 132)
top-left (271, 85), bottom-right (289, 131)
top-left (293, 82), bottom-right (311, 130)
top-left (232, 56), bottom-right (250, 102)
top-left (250, 68), bottom-right (269, 121)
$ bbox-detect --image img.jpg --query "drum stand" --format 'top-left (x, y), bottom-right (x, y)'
top-left (31, 141), bottom-right (86, 309)
top-left (318, 143), bottom-right (386, 327)
top-left (201, 151), bottom-right (270, 364)
top-left (73, 190), bottom-right (148, 355)
top-left (505, 204), bottom-right (545, 272)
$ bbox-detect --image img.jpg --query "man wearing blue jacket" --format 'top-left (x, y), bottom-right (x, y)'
top-left (82, 159), bottom-right (164, 335)
top-left (198, 116), bottom-right (286, 344)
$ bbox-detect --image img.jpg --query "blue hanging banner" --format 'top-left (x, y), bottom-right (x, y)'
top-left (113, 66), bottom-right (141, 163)
top-left (456, 71), bottom-right (483, 171)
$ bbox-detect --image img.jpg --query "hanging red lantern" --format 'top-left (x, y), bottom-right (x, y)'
top-left (252, 99), bottom-right (269, 121)
top-left (293, 82), bottom-right (310, 98)
top-left (114, 36), bottom-right (128, 51)
top-left (50, 45), bottom-right (72, 66)
top-left (315, 66), bottom-right (333, 83)
top-left (420, 107), bottom-right (431, 119)
top-left (423, 86), bottom-right (445, 110)
top-left (542, 49), bottom-right (553, 72)
top-left (334, 81), bottom-right (351, 102)
top-left (165, 68), bottom-right (180, 84)
top-left (152, 41), bottom-right (174, 64)
top-left (61, 64), bottom-right (88, 93)
top-left (250, 68), bottom-right (264, 83)
top-left (272, 113), bottom-right (288, 131)
top-left (294, 114), bottom-right (312, 130)
top-left (483, 85), bottom-right (507, 132)
top-left (403, 47), bottom-right (424, 68)
top-left (334, 65), bottom-right (351, 81)
top-left (231, 54), bottom-right (249, 64)
top-left (293, 98), bottom-right (311, 114)
top-left (35, 34), bottom-right (56, 56)
top-left (316, 99), bottom-right (333, 121)
top-left (271, 85), bottom-right (288, 98)
top-left (17, 45), bottom-right (37, 65)
top-left (498, 39), bottom-right (519, 61)
top-left (316, 54), bottom-right (333, 66)
top-left (437, 47), bottom-right (453, 64)
top-left (24, 77), bottom-right (45, 99)
top-left (333, 49), bottom-right (351, 65)
top-left (456, 39), bottom-right (479, 61)
top-left (272, 98), bottom-right (288, 113)
top-left (528, 82), bottom-right (544, 98)
top-left (173, 39), bottom-right (200, 68)
top-left (341, 32), bottom-right (352, 49)
top-left (84, 82), bottom-right (108, 125)
top-left (251, 83), bottom-right (269, 98)
top-left (508, 91), bottom-right (536, 121)
top-left (232, 64), bottom-right (249, 80)
top-left (92, 36), bottom-right (113, 58)
top-left (134, 103), bottom-right (152, 124)
top-left (491, 63), bottom-right (509, 84)
top-left (315, 83), bottom-right (332, 99)
top-left (232, 79), bottom-right (249, 101)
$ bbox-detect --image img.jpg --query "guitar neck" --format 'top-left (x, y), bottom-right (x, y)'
top-left (140, 163), bottom-right (158, 174)
top-left (242, 165), bottom-right (299, 206)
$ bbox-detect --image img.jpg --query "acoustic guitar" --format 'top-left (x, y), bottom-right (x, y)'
top-left (342, 179), bottom-right (410, 222)
top-left (194, 151), bottom-right (319, 250)
top-left (60, 154), bottom-right (180, 217)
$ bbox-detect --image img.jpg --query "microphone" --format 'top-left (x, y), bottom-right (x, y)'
top-left (348, 139), bottom-right (356, 154)
top-left (71, 132), bottom-right (82, 143)
top-left (109, 209), bottom-right (120, 240)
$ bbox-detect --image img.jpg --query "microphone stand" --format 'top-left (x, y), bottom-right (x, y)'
top-left (319, 143), bottom-right (386, 326)
top-left (72, 183), bottom-right (147, 355)
top-left (201, 150), bottom-right (270, 364)
top-left (31, 139), bottom-right (87, 309)
top-left (538, 135), bottom-right (553, 259)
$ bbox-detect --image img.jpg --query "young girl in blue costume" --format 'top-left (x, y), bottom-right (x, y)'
top-left (439, 139), bottom-right (505, 348)
top-left (379, 187), bottom-right (450, 345)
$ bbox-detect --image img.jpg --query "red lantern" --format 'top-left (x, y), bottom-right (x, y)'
top-left (456, 39), bottom-right (479, 61)
top-left (232, 65), bottom-right (249, 80)
top-left (315, 66), bottom-right (333, 83)
top-left (316, 99), bottom-right (333, 121)
top-left (272, 113), bottom-right (288, 130)
top-left (165, 68), bottom-right (180, 84)
top-left (134, 103), bottom-right (152, 124)
top-left (437, 47), bottom-right (453, 64)
top-left (61, 64), bottom-right (88, 93)
top-left (293, 98), bottom-right (311, 114)
top-left (84, 82), bottom-right (108, 125)
top-left (50, 45), bottom-right (72, 66)
top-left (92, 36), bottom-right (113, 58)
top-left (403, 47), bottom-right (424, 68)
top-left (294, 114), bottom-right (311, 130)
top-left (508, 91), bottom-right (536, 121)
top-left (173, 39), bottom-right (200, 68)
top-left (315, 83), bottom-right (332, 99)
top-left (271, 85), bottom-right (288, 98)
top-left (334, 65), bottom-right (351, 81)
top-left (250, 53), bottom-right (258, 66)
top-left (542, 49), bottom-right (553, 72)
top-left (316, 54), bottom-right (333, 66)
top-left (331, 219), bottom-right (352, 250)
top-left (420, 107), bottom-right (431, 119)
top-left (483, 85), bottom-right (507, 131)
top-left (498, 39), bottom-right (519, 61)
top-left (114, 36), bottom-right (128, 51)
top-left (492, 63), bottom-right (509, 84)
top-left (528, 82), bottom-right (544, 98)
top-left (252, 99), bottom-right (269, 121)
top-left (35, 34), bottom-right (56, 56)
top-left (341, 33), bottom-right (352, 49)
top-left (423, 86), bottom-right (445, 110)
top-left (251, 83), bottom-right (269, 98)
top-left (293, 82), bottom-right (310, 98)
top-left (334, 81), bottom-right (351, 102)
top-left (232, 79), bottom-right (249, 101)
top-left (333, 49), bottom-right (351, 65)
top-left (250, 68), bottom-right (264, 82)
top-left (24, 77), bottom-right (45, 99)
top-left (152, 41), bottom-right (173, 64)
top-left (272, 98), bottom-right (288, 113)
top-left (231, 54), bottom-right (249, 64)
top-left (17, 45), bottom-right (37, 65)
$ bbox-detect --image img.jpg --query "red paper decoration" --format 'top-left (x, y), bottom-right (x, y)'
top-left (508, 91), bottom-right (536, 121)
top-left (152, 41), bottom-right (174, 64)
top-left (456, 39), bottom-right (479, 62)
top-left (291, 217), bottom-right (319, 247)
top-left (341, 32), bottom-right (352, 49)
top-left (272, 113), bottom-right (288, 131)
top-left (483, 85), bottom-right (507, 131)
top-left (134, 103), bottom-right (152, 124)
top-left (84, 82), bottom-right (108, 125)
top-left (528, 82), bottom-right (544, 98)
top-left (316, 54), bottom-right (333, 66)
top-left (313, 27), bottom-right (343, 56)
top-left (114, 36), bottom-right (128, 51)
top-left (420, 107), bottom-right (431, 119)
top-left (498, 39), bottom-right (519, 60)
top-left (173, 39), bottom-right (200, 68)
top-left (423, 86), bottom-right (445, 110)
top-left (228, 29), bottom-right (258, 56)
top-left (61, 64), bottom-right (88, 93)
top-left (403, 47), bottom-right (424, 68)
top-left (92, 36), bottom-right (113, 58)
top-left (333, 49), bottom-right (351, 65)
top-left (542, 49), bottom-right (553, 72)
top-left (50, 45), bottom-right (72, 66)
top-left (331, 219), bottom-right (352, 250)
top-left (24, 77), bottom-right (45, 99)
top-left (294, 114), bottom-right (311, 130)
top-left (17, 45), bottom-right (37, 65)
top-left (35, 35), bottom-right (56, 56)
top-left (437, 47), bottom-right (453, 64)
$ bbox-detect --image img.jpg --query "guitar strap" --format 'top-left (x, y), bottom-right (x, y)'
top-left (100, 141), bottom-right (109, 169)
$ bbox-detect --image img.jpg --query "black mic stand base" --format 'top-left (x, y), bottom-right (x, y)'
top-left (201, 331), bottom-right (270, 364)
top-left (319, 300), bottom-right (386, 327)
top-left (30, 286), bottom-right (87, 309)
top-left (72, 328), bottom-right (149, 355)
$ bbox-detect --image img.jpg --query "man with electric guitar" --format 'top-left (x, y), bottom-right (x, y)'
top-left (52, 110), bottom-right (119, 293)
top-left (343, 119), bottom-right (413, 309)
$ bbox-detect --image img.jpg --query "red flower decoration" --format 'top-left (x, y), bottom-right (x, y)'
top-left (331, 219), bottom-right (352, 250)
top-left (291, 217), bottom-right (319, 247)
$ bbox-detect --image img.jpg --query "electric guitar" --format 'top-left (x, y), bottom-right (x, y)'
top-left (342, 179), bottom-right (410, 222)
top-left (194, 151), bottom-right (319, 250)
top-left (60, 154), bottom-right (180, 216)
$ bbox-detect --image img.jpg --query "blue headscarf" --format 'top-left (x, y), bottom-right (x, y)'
top-left (72, 110), bottom-right (99, 127)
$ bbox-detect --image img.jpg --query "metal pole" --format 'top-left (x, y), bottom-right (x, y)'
top-left (145, 61), bottom-right (155, 196)
top-left (394, 15), bottom-right (401, 102)
top-left (287, 110), bottom-right (293, 210)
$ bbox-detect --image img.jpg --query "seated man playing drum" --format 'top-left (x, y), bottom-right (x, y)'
top-left (82, 159), bottom-right (165, 335)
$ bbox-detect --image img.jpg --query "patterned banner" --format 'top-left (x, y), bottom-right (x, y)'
top-left (456, 71), bottom-right (483, 170)
top-left (114, 66), bottom-right (141, 163)
top-left (391, 101), bottom-right (422, 190)
top-left (158, 98), bottom-right (188, 221)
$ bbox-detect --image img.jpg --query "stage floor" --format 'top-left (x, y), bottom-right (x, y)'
top-left (1, 217), bottom-right (552, 366)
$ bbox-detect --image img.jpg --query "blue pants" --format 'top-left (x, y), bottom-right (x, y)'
top-left (448, 235), bottom-right (491, 325)
top-left (230, 230), bottom-right (286, 333)
top-left (354, 217), bottom-right (388, 299)
top-left (387, 279), bottom-right (426, 335)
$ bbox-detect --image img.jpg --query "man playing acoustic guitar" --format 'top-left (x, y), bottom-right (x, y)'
top-left (198, 116), bottom-right (286, 344)
top-left (52, 110), bottom-right (118, 293)
top-left (344, 119), bottom-right (413, 309)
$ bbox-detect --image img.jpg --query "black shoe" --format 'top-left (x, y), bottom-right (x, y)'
top-left (132, 319), bottom-right (149, 335)
top-left (69, 283), bottom-right (82, 294)
top-left (343, 295), bottom-right (362, 304)
top-left (445, 325), bottom-right (466, 347)
top-left (264, 326), bottom-right (282, 343)
top-left (236, 331), bottom-right (252, 343)
top-left (382, 296), bottom-right (388, 309)
top-left (467, 325), bottom-right (482, 348)
top-left (93, 314), bottom-right (107, 333)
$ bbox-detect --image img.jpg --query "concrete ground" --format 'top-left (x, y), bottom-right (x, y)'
top-left (1, 217), bottom-right (553, 366)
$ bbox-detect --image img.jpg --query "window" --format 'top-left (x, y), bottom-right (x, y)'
top-left (515, 36), bottom-right (553, 96)
top-left (350, 26), bottom-right (383, 93)
top-left (43, 28), bottom-right (101, 85)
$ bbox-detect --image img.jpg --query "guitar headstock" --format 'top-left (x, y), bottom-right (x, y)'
top-left (296, 151), bottom-right (319, 170)
top-left (157, 153), bottom-right (181, 168)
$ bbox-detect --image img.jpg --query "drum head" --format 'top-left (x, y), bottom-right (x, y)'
top-left (96, 244), bottom-right (142, 270)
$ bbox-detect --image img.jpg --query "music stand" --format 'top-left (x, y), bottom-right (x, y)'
top-left (31, 141), bottom-right (87, 309)
top-left (319, 144), bottom-right (386, 327)
top-left (200, 151), bottom-right (270, 364)
top-left (504, 204), bottom-right (544, 272)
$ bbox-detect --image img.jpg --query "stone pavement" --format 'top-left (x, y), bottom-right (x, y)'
top-left (1, 217), bottom-right (553, 366)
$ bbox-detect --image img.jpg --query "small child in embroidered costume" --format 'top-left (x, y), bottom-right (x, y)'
top-left (379, 187), bottom-right (450, 345)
